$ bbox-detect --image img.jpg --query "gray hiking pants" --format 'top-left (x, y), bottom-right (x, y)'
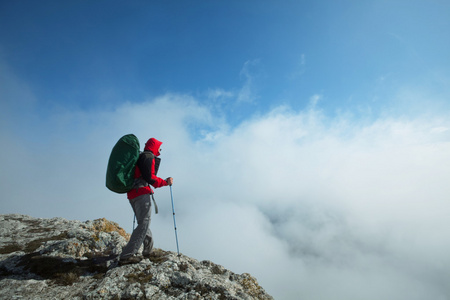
top-left (120, 194), bottom-right (153, 258)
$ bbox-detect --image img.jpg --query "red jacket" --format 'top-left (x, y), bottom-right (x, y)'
top-left (127, 138), bottom-right (168, 200)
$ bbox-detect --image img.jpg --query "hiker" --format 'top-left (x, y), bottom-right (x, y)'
top-left (119, 138), bottom-right (173, 265)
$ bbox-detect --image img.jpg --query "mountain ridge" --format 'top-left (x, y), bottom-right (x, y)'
top-left (0, 214), bottom-right (273, 300)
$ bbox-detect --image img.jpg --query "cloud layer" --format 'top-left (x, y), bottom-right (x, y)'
top-left (1, 91), bottom-right (450, 299)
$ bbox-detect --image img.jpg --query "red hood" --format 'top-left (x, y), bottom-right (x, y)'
top-left (144, 138), bottom-right (163, 156)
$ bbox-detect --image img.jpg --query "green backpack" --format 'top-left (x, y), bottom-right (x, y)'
top-left (106, 134), bottom-right (140, 193)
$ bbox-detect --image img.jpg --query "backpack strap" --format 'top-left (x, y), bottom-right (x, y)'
top-left (151, 194), bottom-right (159, 214)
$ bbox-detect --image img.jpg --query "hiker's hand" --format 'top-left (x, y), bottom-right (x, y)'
top-left (166, 177), bottom-right (173, 186)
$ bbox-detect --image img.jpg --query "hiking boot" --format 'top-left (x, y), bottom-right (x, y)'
top-left (143, 250), bottom-right (152, 259)
top-left (143, 237), bottom-right (153, 258)
top-left (119, 255), bottom-right (143, 266)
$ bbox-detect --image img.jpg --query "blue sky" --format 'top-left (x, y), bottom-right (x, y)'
top-left (2, 1), bottom-right (449, 119)
top-left (1, 1), bottom-right (450, 299)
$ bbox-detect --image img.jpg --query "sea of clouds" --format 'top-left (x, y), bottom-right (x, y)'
top-left (1, 91), bottom-right (450, 299)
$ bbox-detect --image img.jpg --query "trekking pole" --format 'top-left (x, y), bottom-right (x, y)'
top-left (170, 185), bottom-right (180, 256)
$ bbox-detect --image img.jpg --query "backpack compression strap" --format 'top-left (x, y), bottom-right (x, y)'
top-left (151, 194), bottom-right (159, 214)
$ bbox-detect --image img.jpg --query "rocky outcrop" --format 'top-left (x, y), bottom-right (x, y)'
top-left (0, 214), bottom-right (273, 300)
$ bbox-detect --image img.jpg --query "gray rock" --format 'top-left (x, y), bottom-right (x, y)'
top-left (0, 214), bottom-right (273, 300)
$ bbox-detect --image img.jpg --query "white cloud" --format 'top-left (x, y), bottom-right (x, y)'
top-left (206, 88), bottom-right (234, 101)
top-left (237, 59), bottom-right (261, 103)
top-left (431, 126), bottom-right (449, 134)
top-left (309, 93), bottom-right (322, 108)
top-left (1, 87), bottom-right (450, 299)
